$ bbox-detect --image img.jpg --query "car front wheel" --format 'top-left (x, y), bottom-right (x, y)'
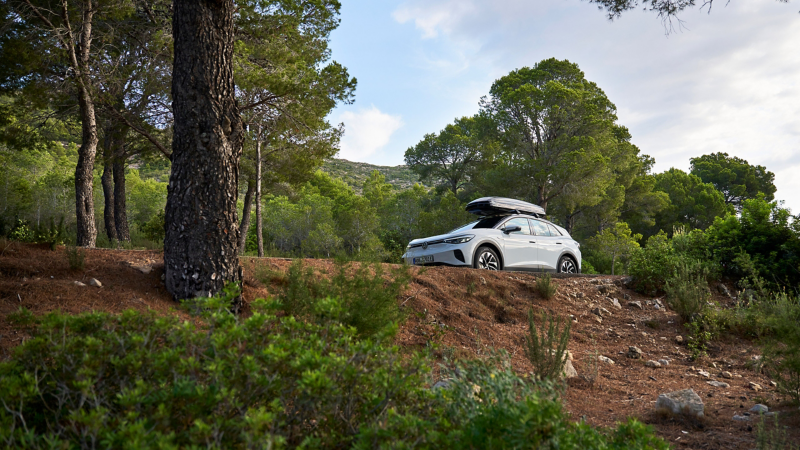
top-left (557, 256), bottom-right (578, 274)
top-left (474, 246), bottom-right (500, 271)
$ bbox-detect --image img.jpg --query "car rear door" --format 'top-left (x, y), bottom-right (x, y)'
top-left (530, 219), bottom-right (563, 272)
top-left (500, 217), bottom-right (536, 270)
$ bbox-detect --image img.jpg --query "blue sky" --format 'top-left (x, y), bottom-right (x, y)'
top-left (327, 0), bottom-right (800, 213)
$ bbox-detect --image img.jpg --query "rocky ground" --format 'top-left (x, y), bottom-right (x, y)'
top-left (1, 241), bottom-right (798, 449)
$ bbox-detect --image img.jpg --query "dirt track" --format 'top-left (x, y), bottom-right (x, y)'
top-left (1, 242), bottom-right (798, 449)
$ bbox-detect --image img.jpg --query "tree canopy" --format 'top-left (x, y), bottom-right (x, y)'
top-left (690, 152), bottom-right (776, 210)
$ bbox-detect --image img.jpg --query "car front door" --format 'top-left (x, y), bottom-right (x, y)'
top-left (500, 217), bottom-right (536, 270)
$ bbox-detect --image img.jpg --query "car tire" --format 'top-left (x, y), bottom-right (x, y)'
top-left (474, 246), bottom-right (501, 271)
top-left (557, 255), bottom-right (578, 274)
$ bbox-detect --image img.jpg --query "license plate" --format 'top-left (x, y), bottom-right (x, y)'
top-left (413, 256), bottom-right (434, 264)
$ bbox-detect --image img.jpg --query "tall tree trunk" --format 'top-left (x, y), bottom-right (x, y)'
top-left (101, 134), bottom-right (118, 243)
top-left (256, 134), bottom-right (263, 257)
top-left (165, 0), bottom-right (244, 301)
top-left (113, 157), bottom-right (130, 242)
top-left (238, 177), bottom-right (255, 254)
top-left (75, 86), bottom-right (99, 247)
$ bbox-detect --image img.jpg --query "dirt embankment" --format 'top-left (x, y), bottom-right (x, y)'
top-left (1, 242), bottom-right (798, 449)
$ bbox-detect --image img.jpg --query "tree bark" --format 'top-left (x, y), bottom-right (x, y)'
top-left (165, 0), bottom-right (244, 302)
top-left (256, 135), bottom-right (264, 257)
top-left (238, 177), bottom-right (255, 254)
top-left (75, 88), bottom-right (99, 247)
top-left (113, 157), bottom-right (130, 242)
top-left (101, 134), bottom-right (118, 243)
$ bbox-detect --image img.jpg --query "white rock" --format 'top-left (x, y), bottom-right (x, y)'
top-left (646, 360), bottom-right (662, 368)
top-left (707, 380), bottom-right (730, 388)
top-left (658, 359), bottom-right (670, 366)
top-left (609, 298), bottom-right (622, 309)
top-left (563, 360), bottom-right (578, 378)
top-left (721, 371), bottom-right (733, 379)
top-left (750, 404), bottom-right (769, 414)
top-left (89, 278), bottom-right (102, 287)
top-left (73, 281), bottom-right (86, 287)
top-left (137, 265), bottom-right (152, 274)
top-left (733, 415), bottom-right (750, 421)
top-left (656, 389), bottom-right (704, 419)
top-left (599, 355), bottom-right (615, 365)
top-left (628, 301), bottom-right (643, 309)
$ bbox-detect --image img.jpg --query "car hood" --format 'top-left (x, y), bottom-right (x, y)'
top-left (408, 229), bottom-right (493, 246)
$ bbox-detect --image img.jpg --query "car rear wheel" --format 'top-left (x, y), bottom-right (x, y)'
top-left (557, 255), bottom-right (578, 274)
top-left (474, 246), bottom-right (500, 271)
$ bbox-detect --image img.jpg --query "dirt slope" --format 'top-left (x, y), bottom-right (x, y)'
top-left (1, 242), bottom-right (798, 449)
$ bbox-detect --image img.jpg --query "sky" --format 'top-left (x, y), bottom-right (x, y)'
top-left (327, 0), bottom-right (800, 213)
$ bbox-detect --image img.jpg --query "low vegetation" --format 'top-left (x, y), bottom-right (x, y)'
top-left (524, 309), bottom-right (572, 380)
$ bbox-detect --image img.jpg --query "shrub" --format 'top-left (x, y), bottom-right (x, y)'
top-left (756, 414), bottom-right (798, 450)
top-left (585, 222), bottom-right (641, 275)
top-left (665, 260), bottom-right (712, 323)
top-left (524, 309), bottom-right (571, 380)
top-left (140, 209), bottom-right (165, 243)
top-left (274, 259), bottom-right (411, 337)
top-left (0, 288), bottom-right (669, 450)
top-left (534, 273), bottom-right (557, 299)
top-left (581, 258), bottom-right (598, 274)
top-left (65, 245), bottom-right (85, 271)
top-left (628, 232), bottom-right (676, 295)
top-left (761, 292), bottom-right (800, 403)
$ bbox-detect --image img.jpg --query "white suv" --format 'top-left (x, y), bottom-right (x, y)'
top-left (402, 197), bottom-right (581, 273)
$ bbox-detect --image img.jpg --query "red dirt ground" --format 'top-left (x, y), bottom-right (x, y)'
top-left (1, 241), bottom-right (798, 449)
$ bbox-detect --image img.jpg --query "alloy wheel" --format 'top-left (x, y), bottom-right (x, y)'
top-left (478, 251), bottom-right (499, 270)
top-left (559, 258), bottom-right (577, 273)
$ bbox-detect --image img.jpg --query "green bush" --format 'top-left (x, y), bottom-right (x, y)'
top-left (534, 273), bottom-right (557, 299)
top-left (665, 260), bottom-right (712, 323)
top-left (0, 288), bottom-right (670, 450)
top-left (274, 259), bottom-right (411, 337)
top-left (761, 292), bottom-right (800, 403)
top-left (628, 232), bottom-right (676, 295)
top-left (581, 258), bottom-right (598, 274)
top-left (65, 245), bottom-right (85, 271)
top-left (140, 209), bottom-right (165, 243)
top-left (524, 309), bottom-right (571, 380)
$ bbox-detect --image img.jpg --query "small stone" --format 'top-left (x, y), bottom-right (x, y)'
top-left (675, 335), bottom-right (684, 344)
top-left (432, 378), bottom-right (454, 390)
top-left (750, 404), bottom-right (769, 414)
top-left (597, 285), bottom-right (610, 294)
top-left (480, 277), bottom-right (487, 285)
top-left (770, 381), bottom-right (777, 387)
top-left (599, 355), bottom-right (615, 365)
top-left (563, 360), bottom-right (578, 378)
top-left (698, 370), bottom-right (711, 378)
top-left (627, 346), bottom-right (643, 359)
top-left (592, 315), bottom-right (603, 324)
top-left (621, 276), bottom-right (633, 286)
top-left (733, 414), bottom-right (750, 421)
top-left (658, 359), bottom-right (670, 366)
top-left (721, 371), bottom-right (733, 379)
top-left (137, 265), bottom-right (152, 274)
top-left (646, 360), bottom-right (662, 368)
top-left (609, 298), bottom-right (622, 309)
top-left (575, 292), bottom-right (584, 298)
top-left (623, 293), bottom-right (631, 301)
top-left (73, 281), bottom-right (86, 287)
top-left (749, 382), bottom-right (763, 392)
top-left (656, 389), bottom-right (704, 419)
top-left (89, 278), bottom-right (102, 287)
top-left (707, 380), bottom-right (730, 388)
top-left (628, 301), bottom-right (643, 309)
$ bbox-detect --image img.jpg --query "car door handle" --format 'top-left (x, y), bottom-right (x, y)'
top-left (556, 242), bottom-right (562, 245)
top-left (529, 241), bottom-right (536, 243)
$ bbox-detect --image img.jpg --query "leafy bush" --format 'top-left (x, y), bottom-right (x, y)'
top-left (140, 209), bottom-right (165, 243)
top-left (0, 288), bottom-right (669, 450)
top-left (581, 258), bottom-right (598, 274)
top-left (524, 309), bottom-right (571, 380)
top-left (761, 292), bottom-right (800, 403)
top-left (65, 245), bottom-right (85, 271)
top-left (665, 260), bottom-right (712, 323)
top-left (628, 232), bottom-right (676, 295)
top-left (534, 273), bottom-right (557, 299)
top-left (274, 260), bottom-right (411, 337)
top-left (585, 222), bottom-right (641, 275)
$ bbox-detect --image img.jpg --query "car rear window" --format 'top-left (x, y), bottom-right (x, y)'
top-left (547, 224), bottom-right (562, 236)
top-left (530, 220), bottom-right (551, 236)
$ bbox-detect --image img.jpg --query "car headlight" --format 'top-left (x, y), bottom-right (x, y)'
top-left (443, 235), bottom-right (474, 244)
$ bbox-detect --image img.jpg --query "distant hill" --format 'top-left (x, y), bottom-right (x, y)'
top-left (321, 158), bottom-right (427, 193)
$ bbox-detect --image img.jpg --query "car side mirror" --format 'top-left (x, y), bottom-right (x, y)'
top-left (502, 225), bottom-right (521, 234)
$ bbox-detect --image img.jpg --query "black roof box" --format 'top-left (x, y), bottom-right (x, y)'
top-left (466, 197), bottom-right (545, 218)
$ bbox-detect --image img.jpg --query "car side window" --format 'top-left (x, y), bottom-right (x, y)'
top-left (547, 224), bottom-right (562, 236)
top-left (529, 220), bottom-right (551, 236)
top-left (503, 218), bottom-right (531, 235)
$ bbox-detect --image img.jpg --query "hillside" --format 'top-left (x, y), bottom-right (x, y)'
top-left (1, 242), bottom-right (798, 449)
top-left (321, 158), bottom-right (428, 192)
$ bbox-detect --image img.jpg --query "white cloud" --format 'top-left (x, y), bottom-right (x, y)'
top-left (336, 106), bottom-right (404, 161)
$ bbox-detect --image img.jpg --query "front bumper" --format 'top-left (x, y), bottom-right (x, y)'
top-left (402, 245), bottom-right (471, 267)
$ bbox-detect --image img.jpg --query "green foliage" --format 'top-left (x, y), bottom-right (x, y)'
top-left (647, 168), bottom-right (731, 236)
top-left (139, 209), bottom-right (165, 243)
top-left (665, 260), bottom-right (712, 323)
top-left (586, 222), bottom-right (641, 275)
top-left (684, 310), bottom-right (722, 360)
top-left (690, 152), bottom-right (776, 209)
top-left (274, 260), bottom-right (411, 337)
top-left (756, 414), bottom-right (798, 450)
top-left (534, 273), bottom-right (558, 299)
top-left (65, 245), bottom-right (85, 271)
top-left (0, 283), bottom-right (670, 450)
top-left (524, 309), bottom-right (571, 380)
top-left (705, 196), bottom-right (800, 290)
top-left (126, 169), bottom-right (168, 230)
top-left (581, 258), bottom-right (598, 274)
top-left (760, 292), bottom-right (800, 403)
top-left (628, 232), bottom-right (676, 295)
top-left (7, 307), bottom-right (37, 328)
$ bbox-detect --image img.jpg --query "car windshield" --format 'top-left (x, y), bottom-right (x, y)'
top-left (448, 216), bottom-right (506, 234)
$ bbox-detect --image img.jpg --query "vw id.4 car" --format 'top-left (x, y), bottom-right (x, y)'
top-left (402, 197), bottom-right (581, 273)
